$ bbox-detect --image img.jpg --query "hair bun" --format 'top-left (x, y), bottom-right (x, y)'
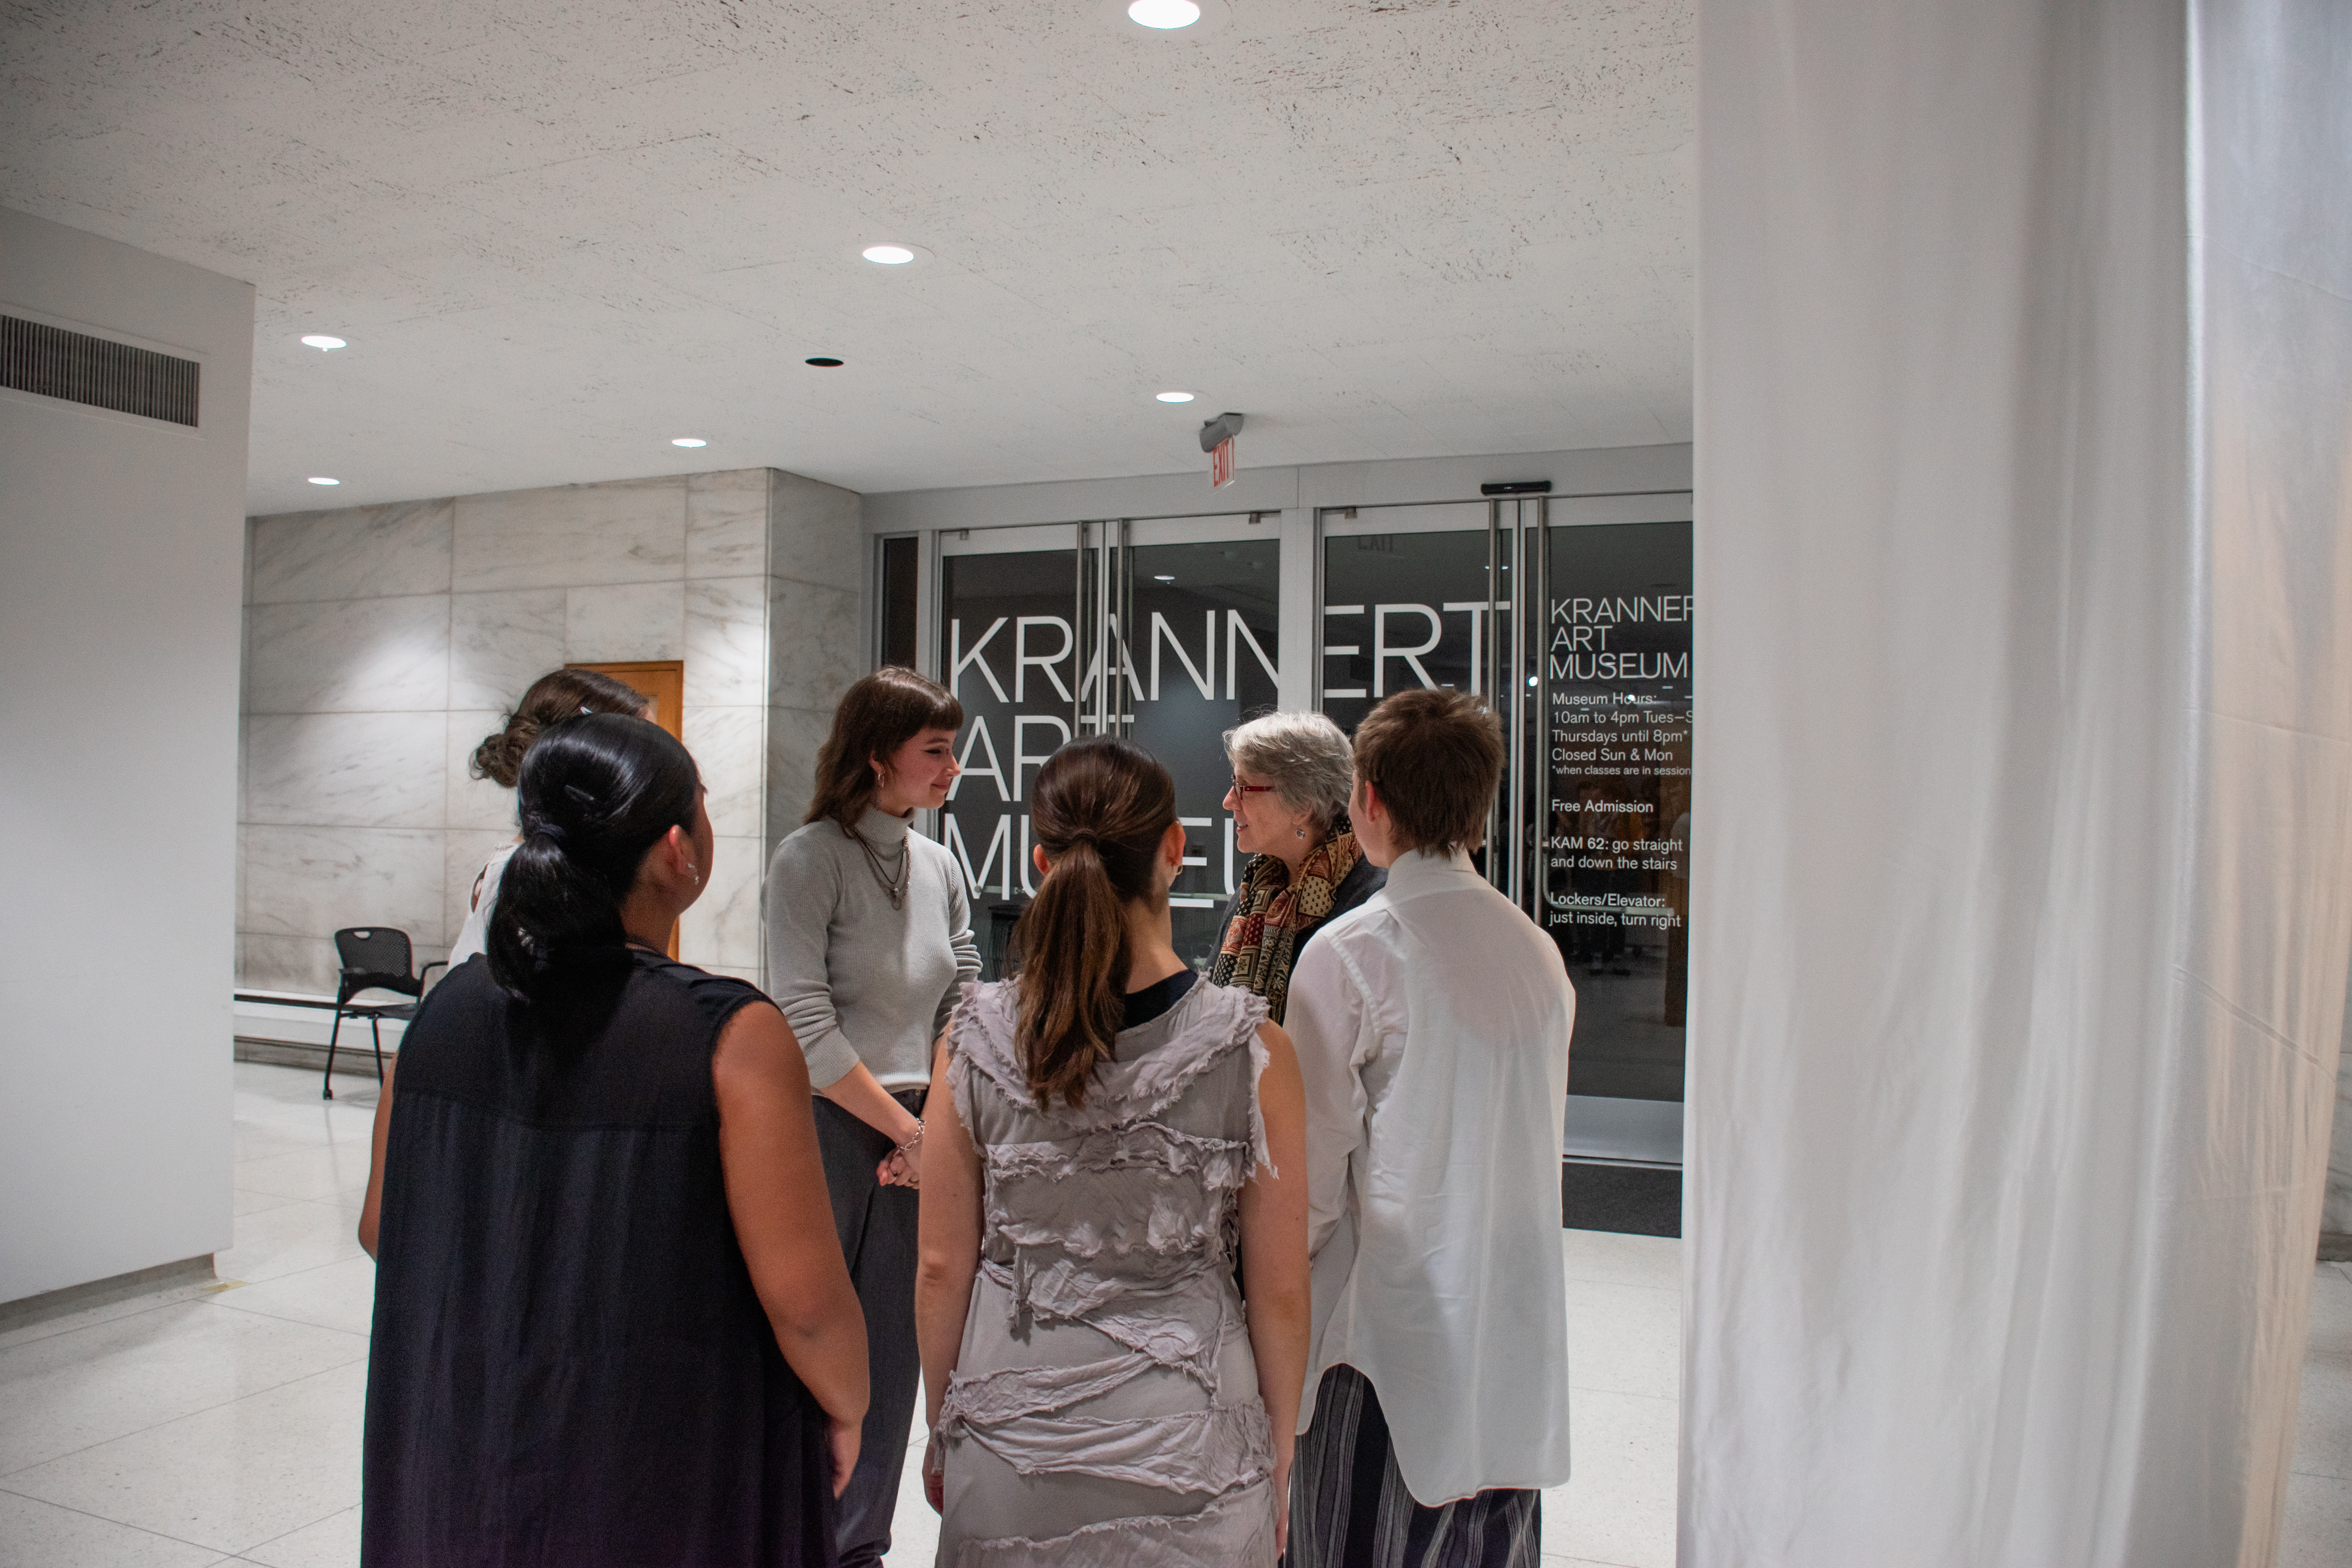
top-left (471, 724), bottom-right (532, 788)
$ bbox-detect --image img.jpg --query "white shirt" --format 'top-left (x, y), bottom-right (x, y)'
top-left (1285, 846), bottom-right (1576, 1504)
top-left (443, 842), bottom-right (517, 973)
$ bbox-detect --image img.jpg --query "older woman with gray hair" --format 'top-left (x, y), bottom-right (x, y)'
top-left (1210, 711), bottom-right (1387, 1023)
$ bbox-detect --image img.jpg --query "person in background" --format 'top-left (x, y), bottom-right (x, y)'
top-left (443, 666), bottom-right (651, 971)
top-left (1282, 688), bottom-right (1576, 1568)
top-left (765, 666), bottom-right (980, 1568)
top-left (915, 737), bottom-right (1311, 1562)
top-left (359, 714), bottom-right (867, 1566)
top-left (1210, 711), bottom-right (1386, 1024)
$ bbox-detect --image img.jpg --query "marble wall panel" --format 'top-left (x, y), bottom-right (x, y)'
top-left (684, 705), bottom-right (765, 840)
top-left (245, 594), bottom-right (450, 715)
top-left (444, 829), bottom-right (517, 960)
top-left (566, 581), bottom-right (687, 663)
top-left (766, 704), bottom-right (835, 846)
top-left (681, 833), bottom-right (764, 974)
top-left (249, 500), bottom-right (453, 604)
top-left (769, 470), bottom-right (863, 591)
top-left (242, 825), bottom-right (446, 947)
top-left (238, 933), bottom-right (340, 998)
top-left (246, 711), bottom-right (447, 828)
top-left (452, 477), bottom-right (687, 592)
top-left (688, 470), bottom-right (770, 579)
top-left (449, 588), bottom-right (567, 712)
top-left (768, 579), bottom-right (862, 713)
top-left (237, 467), bottom-right (817, 998)
top-left (445, 710), bottom-right (518, 832)
top-left (685, 577), bottom-right (768, 706)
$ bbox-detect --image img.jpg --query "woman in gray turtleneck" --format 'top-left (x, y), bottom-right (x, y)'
top-left (764, 666), bottom-right (978, 1568)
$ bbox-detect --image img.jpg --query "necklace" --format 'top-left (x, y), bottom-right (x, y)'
top-left (848, 825), bottom-right (910, 911)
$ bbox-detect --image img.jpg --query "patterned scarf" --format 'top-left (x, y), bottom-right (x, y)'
top-left (1209, 829), bottom-right (1363, 1025)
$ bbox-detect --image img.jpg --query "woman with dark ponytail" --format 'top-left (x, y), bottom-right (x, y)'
top-left (358, 714), bottom-right (869, 1566)
top-left (914, 737), bottom-right (1312, 1564)
top-left (443, 666), bottom-right (650, 972)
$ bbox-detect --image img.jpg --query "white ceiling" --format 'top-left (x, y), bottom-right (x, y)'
top-left (1, 0), bottom-right (1693, 513)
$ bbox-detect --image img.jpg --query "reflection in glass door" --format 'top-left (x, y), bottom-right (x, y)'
top-left (937, 524), bottom-right (1079, 979)
top-left (1322, 496), bottom-right (1693, 1163)
top-left (1128, 525), bottom-right (1283, 969)
top-left (938, 517), bottom-right (1281, 978)
top-left (1539, 517), bottom-right (1691, 1109)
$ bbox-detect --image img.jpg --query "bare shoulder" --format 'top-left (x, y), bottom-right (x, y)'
top-left (712, 1000), bottom-right (804, 1089)
top-left (1254, 1018), bottom-right (1299, 1067)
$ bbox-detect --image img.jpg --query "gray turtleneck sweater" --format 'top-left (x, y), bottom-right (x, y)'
top-left (763, 806), bottom-right (980, 1089)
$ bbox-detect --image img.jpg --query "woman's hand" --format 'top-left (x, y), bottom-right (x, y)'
top-left (876, 1120), bottom-right (924, 1187)
top-left (827, 1415), bottom-right (862, 1497)
top-left (922, 1434), bottom-right (946, 1513)
top-left (875, 1145), bottom-right (921, 1188)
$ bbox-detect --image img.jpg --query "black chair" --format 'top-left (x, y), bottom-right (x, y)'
top-left (323, 927), bottom-right (445, 1100)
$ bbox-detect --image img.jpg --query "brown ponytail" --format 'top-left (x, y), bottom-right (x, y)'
top-left (1012, 737), bottom-right (1178, 1109)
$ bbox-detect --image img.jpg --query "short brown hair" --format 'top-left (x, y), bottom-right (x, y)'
top-left (1350, 688), bottom-right (1503, 855)
top-left (806, 668), bottom-right (964, 830)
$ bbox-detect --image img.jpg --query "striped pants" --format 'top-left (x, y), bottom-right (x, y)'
top-left (1288, 1365), bottom-right (1541, 1568)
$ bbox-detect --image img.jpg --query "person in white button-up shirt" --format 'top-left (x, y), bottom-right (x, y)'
top-left (1283, 688), bottom-right (1576, 1568)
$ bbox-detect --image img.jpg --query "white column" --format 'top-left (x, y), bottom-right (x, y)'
top-left (1687, 3), bottom-right (2352, 1564)
top-left (1, 211), bottom-right (252, 1303)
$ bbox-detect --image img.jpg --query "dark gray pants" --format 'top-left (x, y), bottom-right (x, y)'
top-left (1290, 1365), bottom-right (1541, 1568)
top-left (814, 1092), bottom-right (924, 1568)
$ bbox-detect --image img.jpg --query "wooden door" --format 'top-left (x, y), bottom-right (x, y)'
top-left (567, 660), bottom-right (688, 956)
top-left (568, 660), bottom-right (683, 739)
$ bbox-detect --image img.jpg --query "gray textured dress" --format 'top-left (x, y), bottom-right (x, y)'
top-left (935, 976), bottom-right (1279, 1565)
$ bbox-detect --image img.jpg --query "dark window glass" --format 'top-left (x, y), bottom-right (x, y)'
top-left (1541, 521), bottom-right (1691, 1101)
top-left (1127, 538), bottom-right (1281, 970)
top-left (1321, 513), bottom-right (1691, 1105)
top-left (878, 535), bottom-right (919, 669)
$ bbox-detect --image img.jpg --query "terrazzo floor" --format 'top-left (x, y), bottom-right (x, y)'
top-left (0, 1063), bottom-right (2343, 1566)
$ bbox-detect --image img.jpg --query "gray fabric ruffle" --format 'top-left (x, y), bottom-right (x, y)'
top-left (938, 976), bottom-right (1281, 1564)
top-left (951, 1479), bottom-right (1279, 1566)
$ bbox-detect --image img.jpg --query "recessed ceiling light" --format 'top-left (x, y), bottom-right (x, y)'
top-left (307, 476), bottom-right (340, 486)
top-left (806, 357), bottom-right (845, 368)
top-left (1156, 391), bottom-right (1196, 403)
top-left (671, 437), bottom-right (708, 448)
top-left (862, 244), bottom-right (916, 265)
top-left (1154, 574), bottom-right (1176, 582)
top-left (300, 335), bottom-right (346, 350)
top-left (1103, 0), bottom-right (1228, 34)
top-left (1129, 0), bottom-right (1200, 27)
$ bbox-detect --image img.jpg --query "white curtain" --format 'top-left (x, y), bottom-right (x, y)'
top-left (1686, 3), bottom-right (2352, 1565)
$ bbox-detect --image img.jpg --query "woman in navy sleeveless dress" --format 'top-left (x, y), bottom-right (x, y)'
top-left (359, 714), bottom-right (870, 1566)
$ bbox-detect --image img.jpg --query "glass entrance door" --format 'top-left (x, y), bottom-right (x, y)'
top-left (937, 523), bottom-right (1079, 979)
top-left (937, 515), bottom-right (1282, 978)
top-left (1322, 494), bottom-right (1693, 1164)
top-left (1127, 519), bottom-right (1283, 969)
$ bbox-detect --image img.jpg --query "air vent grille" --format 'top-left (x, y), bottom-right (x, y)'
top-left (1, 314), bottom-right (200, 427)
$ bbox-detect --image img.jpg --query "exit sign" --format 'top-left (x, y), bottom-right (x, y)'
top-left (1210, 435), bottom-right (1235, 487)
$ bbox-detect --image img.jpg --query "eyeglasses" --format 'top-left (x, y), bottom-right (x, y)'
top-left (1228, 778), bottom-right (1278, 795)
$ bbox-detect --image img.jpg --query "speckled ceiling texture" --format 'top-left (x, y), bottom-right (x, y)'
top-left (0, 1), bottom-right (1691, 511)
